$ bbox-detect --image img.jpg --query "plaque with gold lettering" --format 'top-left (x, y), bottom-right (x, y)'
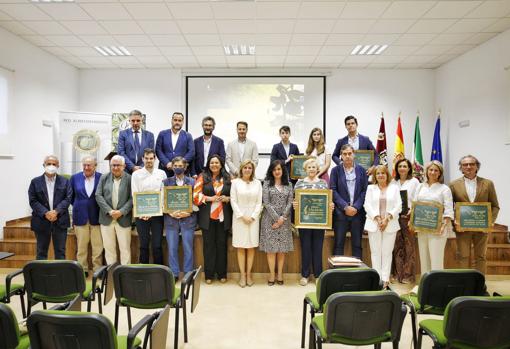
top-left (133, 191), bottom-right (163, 218)
top-left (354, 150), bottom-right (374, 170)
top-left (294, 189), bottom-right (332, 229)
top-left (290, 156), bottom-right (312, 180)
top-left (410, 201), bottom-right (443, 234)
top-left (455, 202), bottom-right (492, 233)
top-left (164, 185), bottom-right (193, 213)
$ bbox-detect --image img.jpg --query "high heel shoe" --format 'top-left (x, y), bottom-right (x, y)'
top-left (246, 275), bottom-right (254, 287)
top-left (239, 274), bottom-right (246, 288)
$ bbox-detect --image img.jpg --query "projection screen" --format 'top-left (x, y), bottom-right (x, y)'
top-left (186, 76), bottom-right (326, 154)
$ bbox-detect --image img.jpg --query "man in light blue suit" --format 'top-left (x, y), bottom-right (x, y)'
top-left (192, 116), bottom-right (225, 177)
top-left (117, 109), bottom-right (155, 173)
top-left (156, 112), bottom-right (195, 177)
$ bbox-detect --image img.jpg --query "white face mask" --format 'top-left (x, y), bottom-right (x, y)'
top-left (45, 165), bottom-right (58, 175)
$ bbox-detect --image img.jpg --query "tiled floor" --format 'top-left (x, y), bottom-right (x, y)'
top-left (2, 269), bottom-right (509, 349)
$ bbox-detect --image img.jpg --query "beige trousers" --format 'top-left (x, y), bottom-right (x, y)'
top-left (417, 232), bottom-right (447, 274)
top-left (100, 222), bottom-right (131, 265)
top-left (74, 223), bottom-right (104, 272)
top-left (456, 231), bottom-right (488, 274)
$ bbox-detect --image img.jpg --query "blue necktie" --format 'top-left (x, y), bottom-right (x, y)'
top-left (134, 131), bottom-right (140, 163)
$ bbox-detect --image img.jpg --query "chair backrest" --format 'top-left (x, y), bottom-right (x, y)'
top-left (316, 268), bottom-right (381, 308)
top-left (418, 269), bottom-right (485, 310)
top-left (444, 296), bottom-right (510, 349)
top-left (324, 291), bottom-right (404, 343)
top-left (113, 265), bottom-right (175, 306)
top-left (0, 304), bottom-right (20, 349)
top-left (23, 260), bottom-right (86, 301)
top-left (27, 310), bottom-right (117, 349)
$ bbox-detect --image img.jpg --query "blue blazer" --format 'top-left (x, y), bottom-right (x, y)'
top-left (70, 171), bottom-right (102, 226)
top-left (117, 128), bottom-right (155, 172)
top-left (270, 142), bottom-right (300, 174)
top-left (156, 129), bottom-right (195, 171)
top-left (28, 174), bottom-right (72, 231)
top-left (332, 134), bottom-right (379, 166)
top-left (192, 135), bottom-right (226, 176)
top-left (163, 176), bottom-right (196, 230)
top-left (329, 164), bottom-right (368, 220)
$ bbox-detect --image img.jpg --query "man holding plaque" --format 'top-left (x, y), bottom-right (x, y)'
top-left (332, 115), bottom-right (378, 175)
top-left (131, 149), bottom-right (166, 265)
top-left (330, 144), bottom-right (368, 259)
top-left (449, 155), bottom-right (499, 274)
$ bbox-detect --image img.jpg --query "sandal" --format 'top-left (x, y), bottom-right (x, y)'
top-left (267, 280), bottom-right (275, 286)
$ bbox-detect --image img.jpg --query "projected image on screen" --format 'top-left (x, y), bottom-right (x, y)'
top-left (187, 77), bottom-right (325, 154)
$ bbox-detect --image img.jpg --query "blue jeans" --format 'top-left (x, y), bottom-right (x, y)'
top-left (165, 223), bottom-right (195, 276)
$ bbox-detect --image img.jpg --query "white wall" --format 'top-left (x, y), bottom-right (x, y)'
top-left (436, 29), bottom-right (510, 226)
top-left (0, 27), bottom-right (78, 232)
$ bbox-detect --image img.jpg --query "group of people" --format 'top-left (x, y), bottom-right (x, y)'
top-left (28, 111), bottom-right (500, 288)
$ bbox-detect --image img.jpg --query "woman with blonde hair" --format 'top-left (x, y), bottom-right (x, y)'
top-left (230, 159), bottom-right (263, 287)
top-left (410, 160), bottom-right (453, 273)
top-left (305, 127), bottom-right (331, 183)
top-left (364, 165), bottom-right (402, 289)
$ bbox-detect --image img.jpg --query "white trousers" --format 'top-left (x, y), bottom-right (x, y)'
top-left (368, 229), bottom-right (397, 282)
top-left (417, 232), bottom-right (447, 274)
top-left (100, 222), bottom-right (131, 265)
top-left (74, 223), bottom-right (103, 272)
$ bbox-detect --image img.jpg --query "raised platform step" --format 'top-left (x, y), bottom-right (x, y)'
top-left (3, 227), bottom-right (35, 239)
top-left (0, 255), bottom-right (34, 268)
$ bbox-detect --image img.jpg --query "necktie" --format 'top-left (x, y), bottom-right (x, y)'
top-left (134, 131), bottom-right (140, 163)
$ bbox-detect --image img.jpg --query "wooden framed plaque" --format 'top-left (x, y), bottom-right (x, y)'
top-left (294, 189), bottom-right (332, 230)
top-left (163, 185), bottom-right (193, 213)
top-left (133, 191), bottom-right (163, 218)
top-left (354, 150), bottom-right (374, 170)
top-left (290, 155), bottom-right (312, 180)
top-left (455, 202), bottom-right (492, 233)
top-left (410, 201), bottom-right (443, 234)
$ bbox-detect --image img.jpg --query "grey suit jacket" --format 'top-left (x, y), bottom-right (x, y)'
top-left (95, 172), bottom-right (133, 227)
top-left (226, 138), bottom-right (259, 176)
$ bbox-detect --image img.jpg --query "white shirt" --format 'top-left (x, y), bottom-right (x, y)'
top-left (237, 139), bottom-right (246, 159)
top-left (413, 182), bottom-right (454, 219)
top-left (391, 177), bottom-right (420, 212)
top-left (131, 167), bottom-right (166, 194)
top-left (112, 177), bottom-right (121, 210)
top-left (203, 137), bottom-right (212, 167)
top-left (282, 142), bottom-right (290, 158)
top-left (309, 144), bottom-right (331, 169)
top-left (464, 176), bottom-right (477, 203)
top-left (171, 129), bottom-right (181, 150)
top-left (45, 175), bottom-right (55, 210)
top-left (348, 133), bottom-right (359, 150)
top-left (84, 173), bottom-right (95, 197)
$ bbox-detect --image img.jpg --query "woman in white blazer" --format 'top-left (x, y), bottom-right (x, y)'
top-left (364, 165), bottom-right (402, 288)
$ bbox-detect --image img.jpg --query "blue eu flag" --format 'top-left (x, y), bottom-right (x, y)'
top-left (431, 115), bottom-right (442, 163)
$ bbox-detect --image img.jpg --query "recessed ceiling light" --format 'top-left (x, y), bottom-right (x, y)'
top-left (94, 46), bottom-right (131, 57)
top-left (351, 44), bottom-right (388, 56)
top-left (223, 44), bottom-right (255, 56)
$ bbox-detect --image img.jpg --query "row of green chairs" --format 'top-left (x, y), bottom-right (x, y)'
top-left (0, 270), bottom-right (26, 318)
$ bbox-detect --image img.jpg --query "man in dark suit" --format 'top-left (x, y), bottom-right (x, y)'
top-left (70, 156), bottom-right (103, 274)
top-left (332, 115), bottom-right (378, 175)
top-left (156, 112), bottom-right (194, 177)
top-left (330, 144), bottom-right (368, 258)
top-left (270, 125), bottom-right (300, 180)
top-left (28, 155), bottom-right (72, 260)
top-left (192, 116), bottom-right (225, 177)
top-left (117, 109), bottom-right (155, 173)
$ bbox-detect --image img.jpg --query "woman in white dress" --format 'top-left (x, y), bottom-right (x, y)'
top-left (305, 127), bottom-right (331, 183)
top-left (410, 160), bottom-right (454, 273)
top-left (231, 159), bottom-right (263, 287)
top-left (364, 165), bottom-right (402, 288)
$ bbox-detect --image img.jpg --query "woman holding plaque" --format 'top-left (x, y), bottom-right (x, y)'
top-left (163, 157), bottom-right (196, 282)
top-left (305, 128), bottom-right (331, 183)
top-left (410, 160), bottom-right (454, 273)
top-left (231, 159), bottom-right (263, 287)
top-left (294, 158), bottom-right (333, 286)
top-left (391, 158), bottom-right (420, 283)
top-left (364, 165), bottom-right (402, 289)
top-left (260, 160), bottom-right (294, 286)
top-left (193, 154), bottom-right (232, 284)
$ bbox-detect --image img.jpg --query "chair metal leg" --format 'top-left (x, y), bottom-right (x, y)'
top-left (308, 324), bottom-right (315, 349)
top-left (127, 306), bottom-right (132, 330)
top-left (410, 308), bottom-right (418, 349)
top-left (19, 294), bottom-right (26, 318)
top-left (301, 299), bottom-right (308, 348)
top-left (114, 301), bottom-right (119, 331)
top-left (97, 293), bottom-right (103, 314)
top-left (392, 340), bottom-right (399, 349)
top-left (42, 301), bottom-right (47, 309)
top-left (87, 299), bottom-right (92, 312)
top-left (26, 300), bottom-right (32, 317)
top-left (182, 295), bottom-right (188, 343)
top-left (174, 304), bottom-right (180, 349)
top-left (417, 328), bottom-right (425, 349)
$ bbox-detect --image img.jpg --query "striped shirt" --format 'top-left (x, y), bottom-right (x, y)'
top-left (193, 175), bottom-right (225, 222)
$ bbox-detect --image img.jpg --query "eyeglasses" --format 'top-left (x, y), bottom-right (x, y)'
top-left (111, 164), bottom-right (123, 167)
top-left (461, 163), bottom-right (477, 167)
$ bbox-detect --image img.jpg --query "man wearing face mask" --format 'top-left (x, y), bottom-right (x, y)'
top-left (131, 148), bottom-right (167, 264)
top-left (28, 155), bottom-right (72, 260)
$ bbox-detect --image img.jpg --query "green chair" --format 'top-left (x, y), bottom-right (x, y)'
top-left (418, 296), bottom-right (510, 349)
top-left (0, 303), bottom-right (30, 349)
top-left (309, 291), bottom-right (406, 349)
top-left (401, 269), bottom-right (486, 349)
top-left (26, 307), bottom-right (160, 349)
top-left (301, 268), bottom-right (382, 348)
top-left (1, 270), bottom-right (26, 319)
top-left (23, 260), bottom-right (107, 315)
top-left (113, 264), bottom-right (184, 349)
